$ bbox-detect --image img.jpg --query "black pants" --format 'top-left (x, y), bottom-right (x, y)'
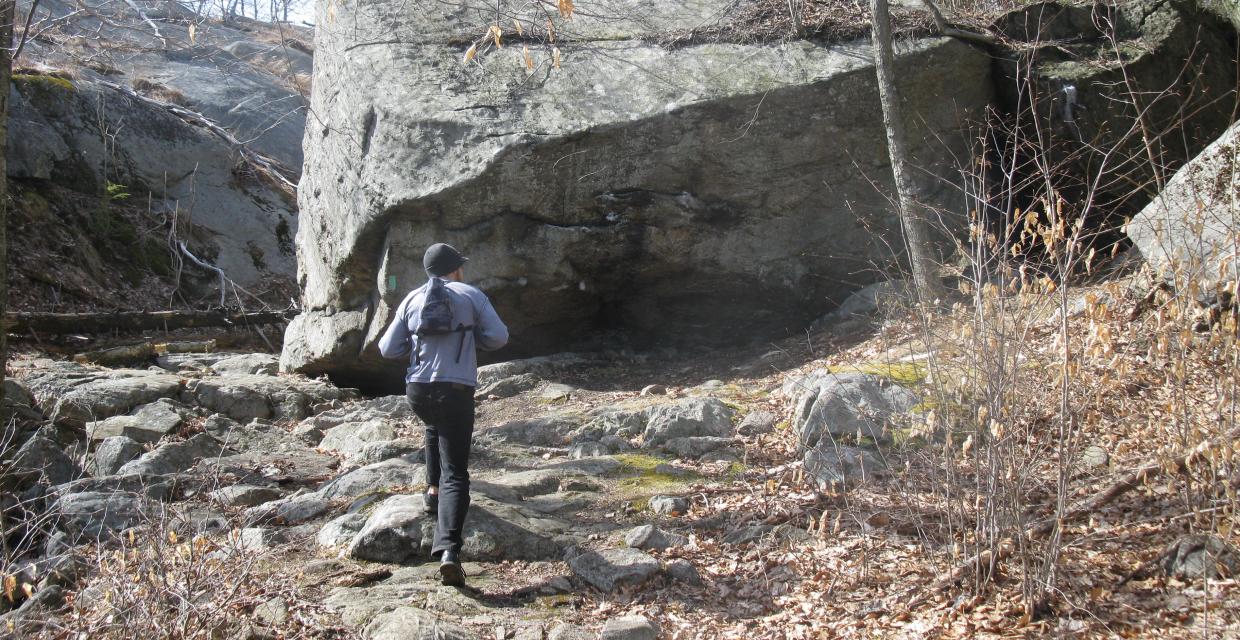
top-left (406, 381), bottom-right (475, 558)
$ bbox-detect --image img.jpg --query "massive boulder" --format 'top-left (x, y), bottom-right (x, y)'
top-left (282, 0), bottom-right (993, 389)
top-left (1125, 120), bottom-right (1239, 288)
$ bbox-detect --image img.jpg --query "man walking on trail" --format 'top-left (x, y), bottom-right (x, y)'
top-left (378, 242), bottom-right (508, 586)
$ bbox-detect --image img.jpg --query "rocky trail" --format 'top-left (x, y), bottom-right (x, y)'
top-left (1, 335), bottom-right (852, 639)
top-left (6, 272), bottom-right (1240, 639)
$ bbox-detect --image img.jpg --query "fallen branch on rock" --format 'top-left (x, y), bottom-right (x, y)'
top-left (921, 0), bottom-right (999, 46)
top-left (97, 79), bottom-right (299, 196)
top-left (5, 309), bottom-right (296, 335)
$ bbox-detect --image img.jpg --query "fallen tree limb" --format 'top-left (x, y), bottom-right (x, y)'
top-left (97, 79), bottom-right (299, 194)
top-left (903, 424), bottom-right (1240, 609)
top-left (5, 309), bottom-right (296, 335)
top-left (921, 0), bottom-right (999, 46)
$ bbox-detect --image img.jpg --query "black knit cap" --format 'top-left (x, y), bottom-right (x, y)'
top-left (423, 243), bottom-right (468, 277)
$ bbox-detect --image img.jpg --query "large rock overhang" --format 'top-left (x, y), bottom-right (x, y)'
top-left (281, 0), bottom-right (993, 392)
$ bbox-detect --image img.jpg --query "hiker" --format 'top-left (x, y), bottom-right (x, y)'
top-left (378, 242), bottom-right (509, 586)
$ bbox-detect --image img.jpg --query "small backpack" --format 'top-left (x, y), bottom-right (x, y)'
top-left (412, 278), bottom-right (474, 364)
top-left (415, 278), bottom-right (456, 337)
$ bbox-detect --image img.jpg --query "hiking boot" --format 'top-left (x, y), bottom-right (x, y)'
top-left (439, 550), bottom-right (466, 587)
top-left (424, 489), bottom-right (438, 516)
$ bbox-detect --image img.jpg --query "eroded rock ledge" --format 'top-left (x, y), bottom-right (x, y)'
top-left (283, 0), bottom-right (992, 389)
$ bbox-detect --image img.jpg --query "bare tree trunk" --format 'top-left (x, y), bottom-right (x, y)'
top-left (869, 0), bottom-right (946, 306)
top-left (0, 1), bottom-right (12, 411)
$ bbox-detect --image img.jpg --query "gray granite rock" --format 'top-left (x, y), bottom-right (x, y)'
top-left (568, 548), bottom-right (661, 592)
top-left (364, 607), bottom-right (477, 640)
top-left (737, 410), bottom-right (777, 436)
top-left (117, 433), bottom-right (224, 477)
top-left (211, 484), bottom-right (283, 508)
top-left (648, 495), bottom-right (690, 517)
top-left (282, 12), bottom-right (991, 391)
top-left (625, 525), bottom-right (687, 550)
top-left (667, 559), bottom-right (703, 585)
top-left (540, 383), bottom-right (576, 403)
top-left (21, 362), bottom-right (184, 428)
top-left (345, 494), bottom-right (568, 564)
top-left (211, 354), bottom-right (280, 376)
top-left (601, 615), bottom-right (659, 640)
top-left (201, 414), bottom-right (242, 438)
top-left (245, 491), bottom-right (332, 526)
top-left (185, 374), bottom-right (355, 423)
top-left (317, 456), bottom-right (423, 500)
top-left (317, 512), bottom-right (370, 548)
top-left (237, 527), bottom-right (290, 551)
top-left (1125, 104), bottom-right (1239, 289)
top-left (475, 354), bottom-right (594, 388)
top-left (354, 439), bottom-right (423, 466)
top-left (320, 418), bottom-right (396, 458)
top-left (792, 372), bottom-right (918, 446)
top-left (568, 441), bottom-right (609, 459)
top-left (90, 436), bottom-right (145, 476)
top-left (660, 436), bottom-right (732, 458)
top-left (344, 495), bottom-right (428, 564)
top-left (54, 491), bottom-right (154, 539)
top-left (490, 414), bottom-right (586, 447)
top-left (644, 398), bottom-right (734, 447)
top-left (476, 373), bottom-right (541, 399)
top-left (295, 396), bottom-right (415, 447)
top-left (85, 398), bottom-right (187, 442)
top-left (547, 623), bottom-right (595, 640)
top-left (575, 405), bottom-right (650, 442)
top-left (52, 474), bottom-right (176, 502)
top-left (803, 444), bottom-right (886, 489)
top-left (1160, 534), bottom-right (1240, 580)
top-left (254, 596), bottom-right (290, 626)
top-left (12, 433), bottom-right (81, 485)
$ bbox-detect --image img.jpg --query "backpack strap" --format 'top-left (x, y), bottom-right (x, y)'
top-left (455, 324), bottom-right (476, 363)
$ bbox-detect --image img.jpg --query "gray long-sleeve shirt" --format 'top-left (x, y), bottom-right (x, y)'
top-left (378, 278), bottom-right (509, 386)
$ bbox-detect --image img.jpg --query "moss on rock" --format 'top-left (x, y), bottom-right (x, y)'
top-left (829, 361), bottom-right (927, 386)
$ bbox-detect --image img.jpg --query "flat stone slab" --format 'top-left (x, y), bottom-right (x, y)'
top-left (54, 491), bottom-right (154, 539)
top-left (185, 374), bottom-right (356, 422)
top-left (86, 398), bottom-right (186, 442)
top-left (568, 548), bottom-right (662, 592)
top-left (364, 606), bottom-right (477, 640)
top-left (117, 433), bottom-right (224, 477)
top-left (625, 525), bottom-right (687, 550)
top-left (211, 484), bottom-right (284, 507)
top-left (341, 494), bottom-right (572, 564)
top-left (210, 353), bottom-right (280, 376)
top-left (320, 418), bottom-right (397, 458)
top-left (19, 360), bottom-right (184, 427)
top-left (318, 456), bottom-right (423, 500)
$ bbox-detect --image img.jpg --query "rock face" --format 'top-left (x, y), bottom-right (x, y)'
top-left (8, 74), bottom-right (297, 289)
top-left (1125, 121), bottom-right (1239, 288)
top-left (7, 2), bottom-right (307, 291)
top-left (283, 0), bottom-right (992, 389)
